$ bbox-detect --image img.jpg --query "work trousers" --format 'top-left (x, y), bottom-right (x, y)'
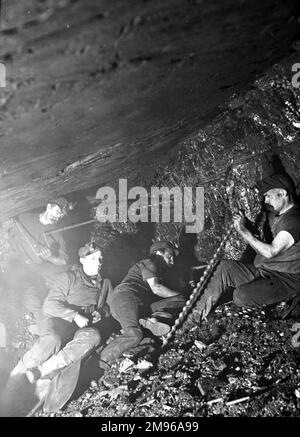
top-left (22, 317), bottom-right (101, 369)
top-left (100, 291), bottom-right (186, 365)
top-left (188, 260), bottom-right (300, 322)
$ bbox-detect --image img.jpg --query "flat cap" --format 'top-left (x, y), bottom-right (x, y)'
top-left (256, 174), bottom-right (296, 196)
top-left (49, 197), bottom-right (70, 215)
top-left (78, 241), bottom-right (102, 258)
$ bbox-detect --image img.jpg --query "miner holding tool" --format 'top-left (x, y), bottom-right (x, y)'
top-left (182, 173), bottom-right (300, 330)
top-left (98, 240), bottom-right (186, 372)
top-left (9, 241), bottom-right (113, 411)
top-left (2, 198), bottom-right (72, 334)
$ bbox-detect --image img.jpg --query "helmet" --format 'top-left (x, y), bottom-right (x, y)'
top-left (49, 197), bottom-right (70, 215)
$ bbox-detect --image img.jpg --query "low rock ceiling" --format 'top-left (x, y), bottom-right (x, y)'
top-left (0, 0), bottom-right (300, 221)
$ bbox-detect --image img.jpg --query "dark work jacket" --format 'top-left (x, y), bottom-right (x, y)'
top-left (10, 212), bottom-right (68, 265)
top-left (43, 266), bottom-right (113, 322)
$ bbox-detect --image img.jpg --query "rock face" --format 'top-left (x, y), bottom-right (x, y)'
top-left (149, 64), bottom-right (300, 262)
top-left (0, 0), bottom-right (300, 220)
top-left (1, 2), bottom-right (300, 418)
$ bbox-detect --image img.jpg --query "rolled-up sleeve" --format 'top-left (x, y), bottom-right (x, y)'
top-left (140, 260), bottom-right (158, 281)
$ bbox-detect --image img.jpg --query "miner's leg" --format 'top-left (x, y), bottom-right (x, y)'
top-left (99, 291), bottom-right (143, 368)
top-left (233, 275), bottom-right (298, 307)
top-left (150, 294), bottom-right (186, 315)
top-left (26, 327), bottom-right (101, 382)
top-left (138, 294), bottom-right (187, 336)
top-left (184, 260), bottom-right (261, 329)
top-left (11, 317), bottom-right (75, 376)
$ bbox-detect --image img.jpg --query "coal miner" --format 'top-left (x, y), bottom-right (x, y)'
top-left (2, 198), bottom-right (71, 333)
top-left (98, 240), bottom-right (186, 372)
top-left (184, 173), bottom-right (300, 330)
top-left (10, 241), bottom-right (113, 385)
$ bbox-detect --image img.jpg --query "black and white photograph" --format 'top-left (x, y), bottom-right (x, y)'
top-left (0, 0), bottom-right (300, 420)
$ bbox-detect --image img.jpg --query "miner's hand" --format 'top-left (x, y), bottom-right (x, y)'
top-left (74, 314), bottom-right (90, 328)
top-left (188, 280), bottom-right (196, 289)
top-left (91, 310), bottom-right (102, 324)
top-left (233, 210), bottom-right (246, 232)
top-left (38, 246), bottom-right (52, 260)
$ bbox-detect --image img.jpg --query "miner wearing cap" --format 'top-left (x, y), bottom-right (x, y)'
top-left (10, 241), bottom-right (113, 385)
top-left (3, 197), bottom-right (71, 332)
top-left (98, 240), bottom-right (186, 370)
top-left (184, 173), bottom-right (300, 330)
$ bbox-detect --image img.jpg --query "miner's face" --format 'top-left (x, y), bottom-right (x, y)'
top-left (46, 204), bottom-right (65, 224)
top-left (80, 250), bottom-right (103, 275)
top-left (156, 248), bottom-right (175, 267)
top-left (264, 188), bottom-right (286, 214)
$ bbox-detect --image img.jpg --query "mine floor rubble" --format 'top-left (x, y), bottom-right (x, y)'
top-left (28, 301), bottom-right (300, 417)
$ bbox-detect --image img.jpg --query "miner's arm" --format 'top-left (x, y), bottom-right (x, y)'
top-left (147, 277), bottom-right (181, 298)
top-left (233, 211), bottom-right (294, 259)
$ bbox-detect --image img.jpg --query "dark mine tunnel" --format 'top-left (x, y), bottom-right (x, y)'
top-left (1, 0), bottom-right (300, 419)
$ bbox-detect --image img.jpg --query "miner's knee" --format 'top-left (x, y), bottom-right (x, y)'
top-left (233, 287), bottom-right (248, 307)
top-left (74, 327), bottom-right (101, 348)
top-left (123, 327), bottom-right (143, 348)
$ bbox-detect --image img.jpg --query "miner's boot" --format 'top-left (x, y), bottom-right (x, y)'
top-left (180, 296), bottom-right (213, 334)
top-left (139, 317), bottom-right (171, 336)
top-left (26, 350), bottom-right (72, 384)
